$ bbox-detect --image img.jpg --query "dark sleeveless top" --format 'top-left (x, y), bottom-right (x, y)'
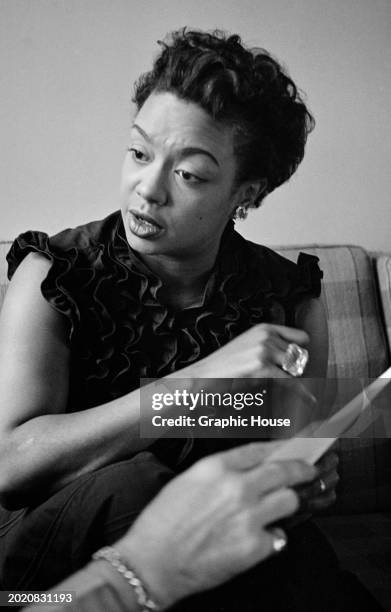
top-left (6, 211), bottom-right (322, 414)
top-left (3, 216), bottom-right (381, 612)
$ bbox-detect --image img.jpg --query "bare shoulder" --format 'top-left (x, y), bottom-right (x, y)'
top-left (1, 252), bottom-right (66, 337)
top-left (7, 250), bottom-right (52, 290)
top-left (4, 251), bottom-right (52, 303)
top-left (0, 252), bottom-right (70, 427)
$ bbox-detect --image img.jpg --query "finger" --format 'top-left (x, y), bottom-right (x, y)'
top-left (316, 451), bottom-right (339, 475)
top-left (242, 526), bottom-right (288, 568)
top-left (268, 334), bottom-right (292, 355)
top-left (254, 341), bottom-right (292, 377)
top-left (264, 332), bottom-right (311, 371)
top-left (267, 336), bottom-right (311, 378)
top-left (258, 335), bottom-right (304, 378)
top-left (256, 487), bottom-right (300, 526)
top-left (257, 324), bottom-right (310, 346)
top-left (316, 449), bottom-right (339, 467)
top-left (306, 490), bottom-right (337, 512)
top-left (320, 470), bottom-right (340, 492)
top-left (248, 460), bottom-right (317, 496)
top-left (315, 469), bottom-right (339, 493)
top-left (279, 511), bottom-right (313, 530)
top-left (219, 441), bottom-right (285, 472)
top-left (296, 470), bottom-right (339, 506)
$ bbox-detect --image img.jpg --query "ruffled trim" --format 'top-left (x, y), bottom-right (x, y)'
top-left (291, 251), bottom-right (322, 298)
top-left (7, 231), bottom-right (81, 342)
top-left (6, 213), bottom-right (323, 410)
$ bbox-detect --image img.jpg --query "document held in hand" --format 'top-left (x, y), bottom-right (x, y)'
top-left (266, 367), bottom-right (391, 465)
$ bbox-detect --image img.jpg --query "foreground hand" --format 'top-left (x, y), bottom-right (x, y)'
top-left (116, 442), bottom-right (317, 610)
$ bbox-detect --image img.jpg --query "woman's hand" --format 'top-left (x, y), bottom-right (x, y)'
top-left (178, 322), bottom-right (317, 424)
top-left (116, 442), bottom-right (317, 610)
top-left (193, 323), bottom-right (310, 380)
top-left (297, 449), bottom-right (339, 513)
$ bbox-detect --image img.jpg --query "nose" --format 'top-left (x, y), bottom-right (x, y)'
top-left (135, 163), bottom-right (168, 206)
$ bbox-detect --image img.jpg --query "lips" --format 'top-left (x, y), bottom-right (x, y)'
top-left (129, 210), bottom-right (163, 229)
top-left (128, 210), bottom-right (164, 239)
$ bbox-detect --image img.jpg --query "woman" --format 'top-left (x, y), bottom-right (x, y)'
top-left (0, 29), bottom-right (376, 610)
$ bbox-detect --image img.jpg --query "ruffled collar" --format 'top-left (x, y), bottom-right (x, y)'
top-left (68, 209), bottom-right (321, 391)
top-left (111, 213), bottom-right (249, 316)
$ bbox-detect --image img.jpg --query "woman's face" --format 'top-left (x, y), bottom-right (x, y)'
top-left (120, 91), bottom-right (248, 263)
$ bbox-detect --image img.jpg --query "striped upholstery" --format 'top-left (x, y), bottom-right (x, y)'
top-left (377, 255), bottom-right (391, 351)
top-left (277, 245), bottom-right (391, 514)
top-left (277, 245), bottom-right (389, 381)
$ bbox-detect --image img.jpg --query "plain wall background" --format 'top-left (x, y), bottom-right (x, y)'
top-left (1, 0), bottom-right (390, 250)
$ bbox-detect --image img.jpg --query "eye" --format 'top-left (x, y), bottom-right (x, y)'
top-left (175, 169), bottom-right (205, 184)
top-left (127, 147), bottom-right (149, 162)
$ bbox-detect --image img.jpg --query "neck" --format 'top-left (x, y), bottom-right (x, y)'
top-left (139, 246), bottom-right (219, 309)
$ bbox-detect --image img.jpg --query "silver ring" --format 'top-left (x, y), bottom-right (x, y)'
top-left (281, 343), bottom-right (309, 377)
top-left (319, 478), bottom-right (327, 493)
top-left (271, 532), bottom-right (287, 554)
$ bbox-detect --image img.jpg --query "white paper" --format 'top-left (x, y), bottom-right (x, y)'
top-left (266, 367), bottom-right (391, 464)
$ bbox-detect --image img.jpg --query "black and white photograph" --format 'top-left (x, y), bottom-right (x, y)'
top-left (0, 1), bottom-right (390, 610)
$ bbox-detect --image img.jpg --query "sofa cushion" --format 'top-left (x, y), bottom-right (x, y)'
top-left (277, 245), bottom-right (391, 513)
top-left (377, 255), bottom-right (391, 353)
top-left (278, 245), bottom-right (389, 380)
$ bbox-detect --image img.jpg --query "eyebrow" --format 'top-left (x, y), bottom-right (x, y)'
top-left (131, 123), bottom-right (220, 167)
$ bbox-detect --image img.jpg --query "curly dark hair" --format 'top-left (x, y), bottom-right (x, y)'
top-left (133, 28), bottom-right (314, 206)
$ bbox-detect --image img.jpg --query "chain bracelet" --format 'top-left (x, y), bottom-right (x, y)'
top-left (92, 545), bottom-right (159, 611)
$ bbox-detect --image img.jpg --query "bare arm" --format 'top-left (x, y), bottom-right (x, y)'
top-left (0, 253), bottom-right (169, 509)
top-left (267, 296), bottom-right (329, 433)
top-left (295, 295), bottom-right (342, 430)
top-left (295, 297), bottom-right (328, 377)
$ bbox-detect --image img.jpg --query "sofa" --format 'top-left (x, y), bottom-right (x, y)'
top-left (0, 240), bottom-right (390, 609)
top-left (277, 244), bottom-right (391, 611)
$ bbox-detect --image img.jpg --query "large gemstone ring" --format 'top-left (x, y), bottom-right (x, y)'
top-left (281, 343), bottom-right (309, 377)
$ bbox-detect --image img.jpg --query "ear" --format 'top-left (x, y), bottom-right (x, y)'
top-left (235, 178), bottom-right (267, 208)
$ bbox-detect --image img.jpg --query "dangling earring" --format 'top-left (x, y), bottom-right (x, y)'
top-left (233, 205), bottom-right (248, 221)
